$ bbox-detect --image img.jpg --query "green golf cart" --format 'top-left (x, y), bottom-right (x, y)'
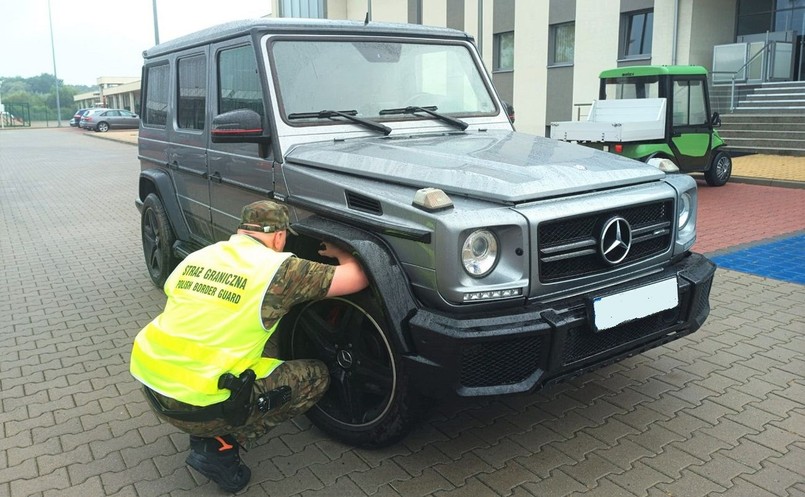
top-left (552, 65), bottom-right (732, 186)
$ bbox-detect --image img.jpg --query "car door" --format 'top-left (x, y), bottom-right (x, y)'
top-left (207, 39), bottom-right (274, 242)
top-left (120, 109), bottom-right (139, 128)
top-left (103, 110), bottom-right (121, 128)
top-left (669, 76), bottom-right (712, 172)
top-left (167, 49), bottom-right (214, 242)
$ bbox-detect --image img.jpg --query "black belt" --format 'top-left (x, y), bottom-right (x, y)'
top-left (142, 369), bottom-right (292, 426)
top-left (143, 386), bottom-right (229, 422)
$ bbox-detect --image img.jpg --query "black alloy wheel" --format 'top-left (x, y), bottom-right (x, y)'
top-left (141, 194), bottom-right (177, 288)
top-left (282, 292), bottom-right (420, 448)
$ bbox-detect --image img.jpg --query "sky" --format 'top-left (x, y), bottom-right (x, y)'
top-left (0, 0), bottom-right (272, 87)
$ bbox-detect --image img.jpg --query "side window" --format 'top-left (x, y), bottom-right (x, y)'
top-left (177, 54), bottom-right (207, 130)
top-left (672, 79), bottom-right (708, 127)
top-left (144, 63), bottom-right (169, 126)
top-left (218, 45), bottom-right (264, 117)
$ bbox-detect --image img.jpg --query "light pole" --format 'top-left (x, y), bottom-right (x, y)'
top-left (152, 0), bottom-right (160, 45)
top-left (47, 0), bottom-right (62, 126)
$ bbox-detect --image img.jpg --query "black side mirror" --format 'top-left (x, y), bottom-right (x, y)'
top-left (211, 109), bottom-right (269, 144)
top-left (502, 100), bottom-right (515, 124)
top-left (710, 112), bottom-right (721, 128)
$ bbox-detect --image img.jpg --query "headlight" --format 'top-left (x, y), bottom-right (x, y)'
top-left (678, 192), bottom-right (691, 229)
top-left (461, 229), bottom-right (498, 277)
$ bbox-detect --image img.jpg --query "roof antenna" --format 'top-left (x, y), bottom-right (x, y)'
top-left (364, 12), bottom-right (369, 25)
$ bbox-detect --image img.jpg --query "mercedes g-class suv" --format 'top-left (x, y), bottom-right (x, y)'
top-left (136, 18), bottom-right (716, 448)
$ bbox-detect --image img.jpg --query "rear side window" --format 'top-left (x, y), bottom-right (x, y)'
top-left (144, 64), bottom-right (170, 126)
top-left (218, 45), bottom-right (264, 117)
top-left (178, 54), bottom-right (207, 130)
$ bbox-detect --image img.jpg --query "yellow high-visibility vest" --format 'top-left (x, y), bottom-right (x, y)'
top-left (130, 235), bottom-right (292, 406)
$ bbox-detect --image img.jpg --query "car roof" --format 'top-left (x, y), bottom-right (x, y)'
top-left (143, 17), bottom-right (472, 59)
top-left (599, 65), bottom-right (708, 79)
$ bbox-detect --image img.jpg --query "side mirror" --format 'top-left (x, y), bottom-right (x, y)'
top-left (211, 109), bottom-right (269, 144)
top-left (710, 112), bottom-right (721, 128)
top-left (502, 100), bottom-right (515, 124)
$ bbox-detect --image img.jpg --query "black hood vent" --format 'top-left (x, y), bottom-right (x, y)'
top-left (346, 191), bottom-right (383, 215)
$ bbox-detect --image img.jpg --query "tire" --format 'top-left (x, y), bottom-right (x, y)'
top-left (279, 290), bottom-right (422, 448)
top-left (97, 122), bottom-right (110, 132)
top-left (141, 194), bottom-right (178, 288)
top-left (704, 150), bottom-right (731, 186)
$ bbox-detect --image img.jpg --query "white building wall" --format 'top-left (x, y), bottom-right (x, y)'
top-left (512, 0), bottom-right (549, 135)
top-left (573, 0), bottom-right (621, 107)
top-left (422, 0), bottom-right (447, 26)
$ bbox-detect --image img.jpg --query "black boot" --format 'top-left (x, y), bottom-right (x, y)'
top-left (186, 435), bottom-right (251, 493)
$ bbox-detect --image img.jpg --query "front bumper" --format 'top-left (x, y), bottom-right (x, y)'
top-left (403, 252), bottom-right (716, 398)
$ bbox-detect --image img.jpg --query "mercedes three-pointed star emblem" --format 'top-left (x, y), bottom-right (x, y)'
top-left (600, 216), bottom-right (632, 265)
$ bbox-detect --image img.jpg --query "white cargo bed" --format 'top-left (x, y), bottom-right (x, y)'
top-left (551, 98), bottom-right (667, 143)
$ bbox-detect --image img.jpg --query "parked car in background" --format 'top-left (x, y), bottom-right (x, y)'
top-left (70, 108), bottom-right (90, 127)
top-left (80, 108), bottom-right (140, 132)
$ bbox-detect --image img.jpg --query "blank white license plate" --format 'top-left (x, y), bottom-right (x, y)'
top-left (593, 278), bottom-right (678, 331)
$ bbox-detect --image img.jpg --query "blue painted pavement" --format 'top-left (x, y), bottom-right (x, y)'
top-left (710, 233), bottom-right (805, 285)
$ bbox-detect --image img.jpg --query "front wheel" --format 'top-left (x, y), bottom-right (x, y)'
top-left (141, 194), bottom-right (178, 288)
top-left (279, 291), bottom-right (422, 448)
top-left (704, 150), bottom-right (732, 186)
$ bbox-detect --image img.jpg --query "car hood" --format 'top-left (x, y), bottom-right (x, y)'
top-left (285, 130), bottom-right (665, 203)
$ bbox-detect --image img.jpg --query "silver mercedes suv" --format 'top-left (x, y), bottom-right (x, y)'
top-left (136, 18), bottom-right (716, 448)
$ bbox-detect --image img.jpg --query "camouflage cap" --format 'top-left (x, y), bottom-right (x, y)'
top-left (238, 200), bottom-right (298, 235)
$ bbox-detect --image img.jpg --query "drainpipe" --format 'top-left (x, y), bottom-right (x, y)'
top-left (672, 0), bottom-right (679, 65)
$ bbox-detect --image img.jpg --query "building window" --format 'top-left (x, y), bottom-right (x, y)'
top-left (177, 55), bottom-right (207, 130)
top-left (143, 63), bottom-right (169, 127)
top-left (218, 45), bottom-right (264, 117)
top-left (279, 0), bottom-right (325, 18)
top-left (623, 10), bottom-right (653, 58)
top-left (550, 22), bottom-right (575, 65)
top-left (493, 31), bottom-right (514, 71)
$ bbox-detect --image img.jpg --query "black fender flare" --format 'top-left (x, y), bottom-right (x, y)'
top-left (137, 168), bottom-right (191, 242)
top-left (290, 215), bottom-right (420, 354)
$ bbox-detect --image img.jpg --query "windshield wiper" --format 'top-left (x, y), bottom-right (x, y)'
top-left (379, 106), bottom-right (468, 131)
top-left (287, 110), bottom-right (391, 135)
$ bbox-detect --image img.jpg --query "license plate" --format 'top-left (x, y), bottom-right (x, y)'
top-left (593, 278), bottom-right (678, 331)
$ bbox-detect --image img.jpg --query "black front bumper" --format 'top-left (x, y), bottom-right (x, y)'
top-left (403, 252), bottom-right (716, 398)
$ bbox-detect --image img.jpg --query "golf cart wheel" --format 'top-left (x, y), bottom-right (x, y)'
top-left (705, 150), bottom-right (732, 186)
top-left (280, 290), bottom-right (421, 448)
top-left (141, 194), bottom-right (178, 288)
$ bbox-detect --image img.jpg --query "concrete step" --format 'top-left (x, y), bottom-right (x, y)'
top-left (724, 144), bottom-right (805, 156)
top-left (719, 130), bottom-right (805, 137)
top-left (722, 136), bottom-right (805, 152)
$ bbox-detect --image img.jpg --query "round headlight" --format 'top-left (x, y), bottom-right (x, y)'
top-left (461, 230), bottom-right (498, 277)
top-left (678, 192), bottom-right (691, 229)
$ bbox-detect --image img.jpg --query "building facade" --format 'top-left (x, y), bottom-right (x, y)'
top-left (76, 0), bottom-right (804, 136)
top-left (299, 0), bottom-right (802, 136)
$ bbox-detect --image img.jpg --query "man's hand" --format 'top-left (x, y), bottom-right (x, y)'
top-left (318, 242), bottom-right (369, 297)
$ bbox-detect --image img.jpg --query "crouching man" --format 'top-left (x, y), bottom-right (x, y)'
top-left (130, 200), bottom-right (368, 492)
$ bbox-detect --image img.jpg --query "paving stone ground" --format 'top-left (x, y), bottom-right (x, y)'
top-left (1, 128), bottom-right (803, 497)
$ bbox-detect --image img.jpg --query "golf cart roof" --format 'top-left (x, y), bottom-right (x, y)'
top-left (599, 65), bottom-right (708, 79)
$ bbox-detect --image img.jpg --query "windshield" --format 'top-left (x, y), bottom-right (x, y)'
top-left (270, 39), bottom-right (497, 123)
top-left (601, 76), bottom-right (660, 100)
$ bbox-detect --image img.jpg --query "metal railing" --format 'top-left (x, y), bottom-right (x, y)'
top-left (711, 41), bottom-right (774, 112)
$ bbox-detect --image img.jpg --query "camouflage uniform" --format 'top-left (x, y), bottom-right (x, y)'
top-left (140, 200), bottom-right (337, 448)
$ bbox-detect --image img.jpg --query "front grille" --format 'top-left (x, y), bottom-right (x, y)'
top-left (538, 201), bottom-right (673, 283)
top-left (460, 336), bottom-right (544, 388)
